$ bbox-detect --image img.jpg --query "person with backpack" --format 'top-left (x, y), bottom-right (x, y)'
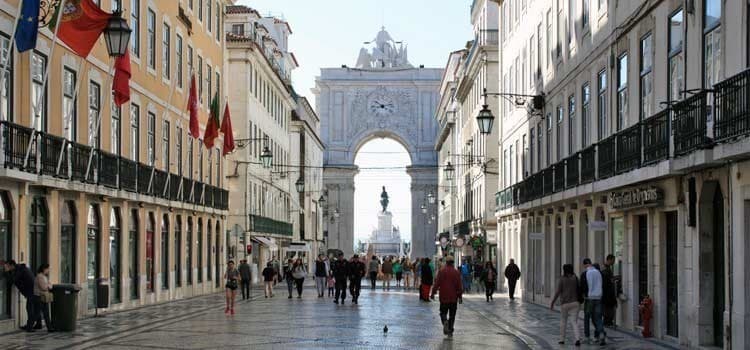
top-left (460, 259), bottom-right (473, 293)
top-left (482, 261), bottom-right (498, 302)
top-left (504, 259), bottom-right (521, 300)
top-left (550, 264), bottom-right (582, 346)
top-left (331, 253), bottom-right (349, 304)
top-left (313, 254), bottom-right (329, 298)
top-left (262, 262), bottom-right (276, 298)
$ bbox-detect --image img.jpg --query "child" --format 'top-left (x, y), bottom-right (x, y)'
top-left (327, 274), bottom-right (335, 297)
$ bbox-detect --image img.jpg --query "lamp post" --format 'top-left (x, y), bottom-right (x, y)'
top-left (427, 190), bottom-right (436, 204)
top-left (478, 87), bottom-right (545, 135)
top-left (444, 162), bottom-right (455, 181)
top-left (103, 10), bottom-right (132, 57)
top-left (260, 146), bottom-right (273, 168)
top-left (295, 177), bottom-right (305, 194)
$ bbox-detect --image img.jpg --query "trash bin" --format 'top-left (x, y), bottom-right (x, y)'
top-left (51, 284), bottom-right (81, 332)
top-left (96, 278), bottom-right (109, 309)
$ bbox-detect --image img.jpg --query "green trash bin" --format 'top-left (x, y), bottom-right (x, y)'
top-left (51, 284), bottom-right (81, 332)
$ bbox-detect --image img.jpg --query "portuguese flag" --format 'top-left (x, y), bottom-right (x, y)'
top-left (53, 0), bottom-right (112, 57)
top-left (203, 92), bottom-right (220, 149)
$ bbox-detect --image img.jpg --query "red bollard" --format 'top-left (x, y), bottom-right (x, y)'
top-left (639, 295), bottom-right (653, 338)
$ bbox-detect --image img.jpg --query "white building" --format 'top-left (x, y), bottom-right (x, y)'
top-left (494, 0), bottom-right (750, 348)
top-left (224, 5), bottom-right (297, 274)
top-left (435, 0), bottom-right (500, 269)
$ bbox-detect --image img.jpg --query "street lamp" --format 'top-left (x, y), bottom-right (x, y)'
top-left (295, 177), bottom-right (305, 193)
top-left (260, 146), bottom-right (273, 168)
top-left (427, 190), bottom-right (436, 204)
top-left (103, 10), bottom-right (132, 57)
top-left (476, 103), bottom-right (495, 135)
top-left (333, 208), bottom-right (340, 218)
top-left (318, 195), bottom-right (326, 206)
top-left (444, 162), bottom-right (455, 181)
top-left (420, 203), bottom-right (427, 214)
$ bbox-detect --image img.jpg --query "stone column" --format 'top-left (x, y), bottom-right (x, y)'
top-left (407, 166), bottom-right (438, 259)
top-left (323, 165), bottom-right (358, 257)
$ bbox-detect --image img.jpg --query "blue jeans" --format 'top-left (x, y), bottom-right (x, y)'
top-left (583, 299), bottom-right (605, 339)
top-left (462, 275), bottom-right (472, 292)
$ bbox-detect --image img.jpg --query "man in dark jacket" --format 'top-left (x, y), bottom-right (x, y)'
top-left (3, 260), bottom-right (35, 331)
top-left (348, 255), bottom-right (366, 304)
top-left (431, 256), bottom-right (463, 337)
top-left (504, 259), bottom-right (521, 300)
top-left (602, 254), bottom-right (618, 326)
top-left (331, 253), bottom-right (349, 304)
top-left (239, 260), bottom-right (252, 300)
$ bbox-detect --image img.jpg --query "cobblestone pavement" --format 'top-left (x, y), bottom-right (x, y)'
top-left (0, 284), bottom-right (677, 350)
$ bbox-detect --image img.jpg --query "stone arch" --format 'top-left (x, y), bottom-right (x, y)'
top-left (697, 180), bottom-right (726, 346)
top-left (349, 130), bottom-right (418, 165)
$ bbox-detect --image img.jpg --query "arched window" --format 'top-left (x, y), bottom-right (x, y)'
top-left (129, 209), bottom-right (139, 299)
top-left (146, 213), bottom-right (155, 292)
top-left (30, 197), bottom-right (48, 274)
top-left (175, 215), bottom-right (182, 287)
top-left (60, 201), bottom-right (75, 284)
top-left (0, 193), bottom-right (12, 319)
top-left (86, 204), bottom-right (101, 309)
top-left (161, 214), bottom-right (169, 290)
top-left (186, 217), bottom-right (193, 285)
top-left (110, 207), bottom-right (121, 304)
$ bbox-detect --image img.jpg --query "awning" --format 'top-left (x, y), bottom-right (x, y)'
top-left (251, 236), bottom-right (279, 251)
top-left (286, 242), bottom-right (310, 253)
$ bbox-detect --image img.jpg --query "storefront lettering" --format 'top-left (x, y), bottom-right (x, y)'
top-left (609, 187), bottom-right (663, 210)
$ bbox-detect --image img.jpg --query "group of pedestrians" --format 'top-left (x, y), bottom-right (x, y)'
top-left (2, 260), bottom-right (55, 332)
top-left (365, 255), bottom-right (417, 291)
top-left (550, 255), bottom-right (619, 346)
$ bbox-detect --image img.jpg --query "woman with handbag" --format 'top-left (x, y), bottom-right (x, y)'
top-left (33, 264), bottom-right (54, 332)
top-left (224, 260), bottom-right (240, 315)
top-left (292, 258), bottom-right (307, 298)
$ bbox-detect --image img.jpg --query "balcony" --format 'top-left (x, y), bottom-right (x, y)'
top-left (598, 136), bottom-right (616, 179)
top-left (643, 109), bottom-right (670, 164)
top-left (452, 219), bottom-right (471, 237)
top-left (580, 146), bottom-right (596, 184)
top-left (616, 123), bottom-right (641, 174)
top-left (0, 121), bottom-right (228, 211)
top-left (714, 69), bottom-right (750, 142)
top-left (542, 167), bottom-right (553, 196)
top-left (673, 91), bottom-right (711, 156)
top-left (553, 162), bottom-right (565, 192)
top-left (249, 214), bottom-right (293, 236)
top-left (565, 154), bottom-right (579, 189)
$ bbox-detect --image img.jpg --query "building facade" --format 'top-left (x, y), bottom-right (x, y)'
top-left (0, 0), bottom-right (230, 331)
top-left (224, 5), bottom-right (297, 276)
top-left (494, 0), bottom-right (750, 348)
top-left (435, 0), bottom-right (500, 273)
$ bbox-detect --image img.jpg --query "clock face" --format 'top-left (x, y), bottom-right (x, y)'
top-left (368, 97), bottom-right (396, 117)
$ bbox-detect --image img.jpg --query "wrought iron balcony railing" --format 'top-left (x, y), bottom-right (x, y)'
top-left (553, 161), bottom-right (565, 192)
top-left (673, 91), bottom-right (711, 156)
top-left (714, 69), bottom-right (750, 142)
top-left (597, 136), bottom-right (616, 179)
top-left (616, 123), bottom-right (642, 174)
top-left (565, 154), bottom-right (579, 189)
top-left (249, 214), bottom-right (293, 236)
top-left (642, 109), bottom-right (670, 165)
top-left (580, 145), bottom-right (596, 184)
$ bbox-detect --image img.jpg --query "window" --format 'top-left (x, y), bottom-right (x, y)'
top-left (232, 24), bottom-right (244, 35)
top-left (189, 0), bottom-right (193, 10)
top-left (557, 0), bottom-right (563, 57)
top-left (509, 144), bottom-right (514, 184)
top-left (197, 55), bottom-right (203, 103)
top-left (86, 204), bottom-right (100, 309)
top-left (130, 103), bottom-right (139, 161)
top-left (188, 136), bottom-right (193, 179)
top-left (215, 71), bottom-right (220, 104)
top-left (187, 45), bottom-right (193, 79)
top-left (546, 113), bottom-right (552, 165)
top-left (60, 201), bottom-right (75, 284)
top-left (147, 112), bottom-right (155, 166)
top-left (530, 128), bottom-right (535, 173)
top-left (147, 9), bottom-right (155, 69)
top-left (88, 82), bottom-right (100, 148)
top-left (522, 134), bottom-right (527, 177)
top-left (582, 0), bottom-right (590, 28)
top-left (598, 0), bottom-right (606, 11)
top-left (162, 23), bottom-right (170, 79)
top-left (1, 35), bottom-right (12, 122)
top-left (546, 10), bottom-right (552, 66)
top-left (206, 1), bottom-right (212, 32)
top-left (567, 0), bottom-right (573, 47)
top-left (568, 95), bottom-right (575, 154)
top-left (176, 34), bottom-right (183, 88)
top-left (176, 126), bottom-right (182, 175)
top-left (536, 123), bottom-right (542, 170)
top-left (582, 83), bottom-right (590, 147)
top-left (162, 120), bottom-right (169, 170)
top-left (529, 35), bottom-right (536, 86)
top-left (146, 214), bottom-right (154, 292)
top-left (668, 10), bottom-right (684, 102)
top-left (129, 209), bottom-right (139, 299)
top-left (111, 104), bottom-right (121, 155)
top-left (130, 0), bottom-right (140, 57)
top-left (215, 148), bottom-right (220, 186)
top-left (31, 52), bottom-right (47, 131)
top-left (597, 69), bottom-right (607, 139)
top-left (556, 106), bottom-right (563, 160)
top-left (63, 68), bottom-right (76, 141)
top-left (161, 215), bottom-right (169, 290)
top-left (503, 149), bottom-right (508, 187)
top-left (536, 23), bottom-right (542, 74)
top-left (640, 34), bottom-right (653, 120)
top-left (198, 0), bottom-right (203, 22)
top-left (206, 65), bottom-right (212, 103)
top-left (617, 53), bottom-right (628, 130)
top-left (704, 0), bottom-right (722, 89)
top-left (215, 1), bottom-right (221, 41)
top-left (199, 144), bottom-right (203, 181)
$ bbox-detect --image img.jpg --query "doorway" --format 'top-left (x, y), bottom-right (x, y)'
top-left (665, 211), bottom-right (678, 337)
top-left (698, 181), bottom-right (725, 347)
top-left (636, 215), bottom-right (648, 325)
top-left (29, 197), bottom-right (48, 273)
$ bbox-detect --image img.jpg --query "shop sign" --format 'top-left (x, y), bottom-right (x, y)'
top-left (609, 187), bottom-right (663, 210)
top-left (588, 221), bottom-right (607, 231)
top-left (529, 232), bottom-right (544, 240)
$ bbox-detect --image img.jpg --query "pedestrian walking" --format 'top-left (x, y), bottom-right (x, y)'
top-left (292, 258), bottom-right (306, 298)
top-left (332, 253), bottom-right (349, 304)
top-left (3, 260), bottom-right (36, 332)
top-left (393, 258), bottom-right (403, 288)
top-left (262, 262), bottom-right (275, 298)
top-left (402, 258), bottom-right (413, 289)
top-left (284, 259), bottom-right (296, 299)
top-left (313, 254), bottom-right (329, 298)
top-left (238, 259), bottom-right (252, 300)
top-left (348, 255), bottom-right (366, 304)
top-left (602, 254), bottom-right (618, 327)
top-left (381, 257), bottom-right (393, 291)
top-left (482, 261), bottom-right (497, 302)
top-left (419, 258), bottom-right (434, 301)
top-left (473, 261), bottom-right (485, 293)
top-left (368, 255), bottom-right (380, 290)
top-left (581, 258), bottom-right (606, 345)
top-left (327, 274), bottom-right (335, 297)
top-left (460, 259), bottom-right (473, 293)
top-left (504, 259), bottom-right (521, 300)
top-left (33, 264), bottom-right (54, 332)
top-left (550, 264), bottom-right (582, 346)
top-left (224, 260), bottom-right (240, 315)
top-left (430, 255), bottom-right (463, 338)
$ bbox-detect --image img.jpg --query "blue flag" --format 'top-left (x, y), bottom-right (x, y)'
top-left (15, 0), bottom-right (41, 52)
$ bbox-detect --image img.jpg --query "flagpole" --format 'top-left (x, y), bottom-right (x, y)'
top-left (0, 0), bottom-right (24, 122)
top-left (24, 1), bottom-right (67, 170)
top-left (84, 58), bottom-right (115, 182)
top-left (148, 72), bottom-right (180, 193)
top-left (55, 58), bottom-right (88, 176)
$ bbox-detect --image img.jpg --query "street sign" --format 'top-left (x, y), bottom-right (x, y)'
top-left (588, 221), bottom-right (607, 231)
top-left (529, 232), bottom-right (544, 240)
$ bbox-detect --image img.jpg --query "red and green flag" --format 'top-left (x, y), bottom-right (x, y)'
top-left (53, 0), bottom-right (112, 57)
top-left (220, 103), bottom-right (235, 156)
top-left (203, 92), bottom-right (220, 149)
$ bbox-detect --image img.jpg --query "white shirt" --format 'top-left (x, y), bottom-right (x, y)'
top-left (585, 266), bottom-right (603, 300)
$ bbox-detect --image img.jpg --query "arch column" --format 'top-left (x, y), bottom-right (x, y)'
top-left (323, 165), bottom-right (359, 257)
top-left (406, 166), bottom-right (437, 259)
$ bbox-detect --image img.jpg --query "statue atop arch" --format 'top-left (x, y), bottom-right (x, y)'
top-left (355, 27), bottom-right (412, 69)
top-left (380, 186), bottom-right (389, 212)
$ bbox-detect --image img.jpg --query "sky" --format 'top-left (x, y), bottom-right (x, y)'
top-left (235, 0), bottom-right (473, 243)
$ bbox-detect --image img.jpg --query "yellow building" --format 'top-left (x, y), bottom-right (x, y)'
top-left (0, 0), bottom-right (230, 330)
